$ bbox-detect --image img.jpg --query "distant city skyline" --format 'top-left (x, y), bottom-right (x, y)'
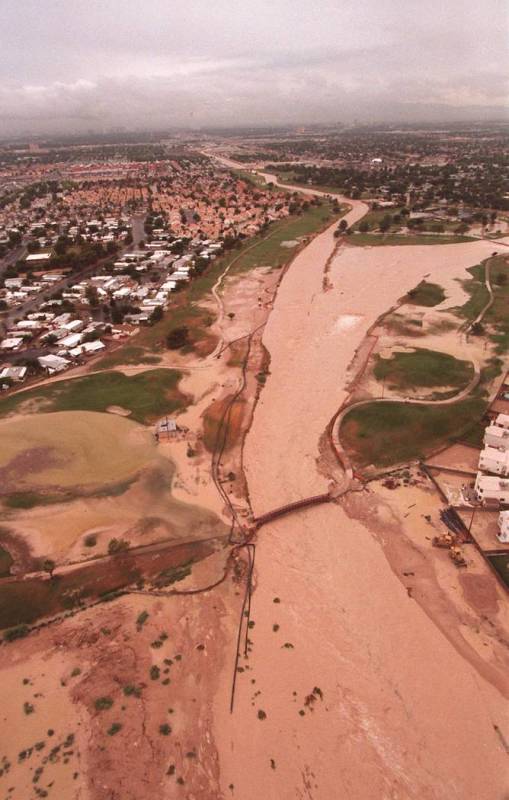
top-left (0, 0), bottom-right (508, 135)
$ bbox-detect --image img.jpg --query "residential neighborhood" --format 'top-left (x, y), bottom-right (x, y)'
top-left (0, 150), bottom-right (295, 384)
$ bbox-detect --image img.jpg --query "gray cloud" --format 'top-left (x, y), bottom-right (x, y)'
top-left (0, 0), bottom-right (507, 134)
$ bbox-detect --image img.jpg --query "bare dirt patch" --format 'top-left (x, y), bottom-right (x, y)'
top-left (459, 573), bottom-right (500, 616)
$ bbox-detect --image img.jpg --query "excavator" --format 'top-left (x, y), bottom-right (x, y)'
top-left (432, 533), bottom-right (454, 548)
top-left (432, 533), bottom-right (468, 567)
top-left (448, 547), bottom-right (467, 568)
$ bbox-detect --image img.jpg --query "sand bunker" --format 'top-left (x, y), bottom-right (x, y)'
top-left (106, 405), bottom-right (132, 416)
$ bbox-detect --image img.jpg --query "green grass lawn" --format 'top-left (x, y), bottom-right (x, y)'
top-left (485, 255), bottom-right (509, 354)
top-left (454, 255), bottom-right (509, 353)
top-left (404, 281), bottom-right (445, 307)
top-left (455, 263), bottom-right (489, 321)
top-left (95, 346), bottom-right (162, 370)
top-left (271, 170), bottom-right (346, 195)
top-left (230, 202), bottom-right (335, 274)
top-left (373, 349), bottom-right (474, 391)
top-left (487, 553), bottom-right (509, 590)
top-left (350, 233), bottom-right (474, 247)
top-left (340, 396), bottom-right (486, 468)
top-left (351, 206), bottom-right (405, 232)
top-left (232, 169), bottom-right (278, 190)
top-left (0, 370), bottom-right (188, 424)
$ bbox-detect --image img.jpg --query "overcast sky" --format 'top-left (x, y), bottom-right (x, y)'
top-left (0, 0), bottom-right (508, 135)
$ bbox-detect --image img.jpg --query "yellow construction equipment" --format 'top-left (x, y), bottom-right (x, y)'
top-left (432, 533), bottom-right (454, 549)
top-left (448, 547), bottom-right (467, 568)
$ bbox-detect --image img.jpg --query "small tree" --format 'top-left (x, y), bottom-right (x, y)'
top-left (150, 306), bottom-right (163, 324)
top-left (166, 326), bottom-right (189, 350)
top-left (108, 538), bottom-right (129, 555)
top-left (42, 558), bottom-right (56, 579)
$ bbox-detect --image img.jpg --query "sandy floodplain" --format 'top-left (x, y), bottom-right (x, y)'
top-left (213, 217), bottom-right (509, 799)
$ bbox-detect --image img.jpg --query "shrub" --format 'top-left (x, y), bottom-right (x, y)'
top-left (107, 723), bottom-right (122, 736)
top-left (166, 326), bottom-right (189, 350)
top-left (94, 697), bottom-right (113, 711)
top-left (136, 611), bottom-right (149, 629)
top-left (107, 538), bottom-right (129, 555)
top-left (123, 685), bottom-right (142, 698)
top-left (4, 624), bottom-right (29, 642)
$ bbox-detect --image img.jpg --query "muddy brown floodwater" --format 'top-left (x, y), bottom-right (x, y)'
top-left (212, 194), bottom-right (509, 799)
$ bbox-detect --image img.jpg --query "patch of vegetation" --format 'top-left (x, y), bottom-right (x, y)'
top-left (0, 370), bottom-right (188, 424)
top-left (152, 561), bottom-right (192, 589)
top-left (107, 538), bottom-right (130, 555)
top-left (95, 346), bottom-right (162, 370)
top-left (3, 624), bottom-right (29, 642)
top-left (373, 349), bottom-right (473, 391)
top-left (384, 313), bottom-right (426, 338)
top-left (340, 397), bottom-right (486, 467)
top-left (486, 255), bottom-right (509, 354)
top-left (0, 545), bottom-right (13, 578)
top-left (352, 206), bottom-right (405, 232)
top-left (232, 203), bottom-right (335, 274)
top-left (136, 610), bottom-right (149, 630)
top-left (2, 491), bottom-right (74, 510)
top-left (123, 684), bottom-right (142, 698)
top-left (404, 281), bottom-right (445, 307)
top-left (351, 233), bottom-right (473, 247)
top-left (455, 263), bottom-right (489, 321)
top-left (0, 533), bottom-right (216, 632)
top-left (107, 723), bottom-right (122, 736)
top-left (487, 553), bottom-right (509, 589)
top-left (94, 697), bottom-right (114, 711)
top-left (166, 326), bottom-right (190, 350)
top-left (270, 169), bottom-right (345, 196)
